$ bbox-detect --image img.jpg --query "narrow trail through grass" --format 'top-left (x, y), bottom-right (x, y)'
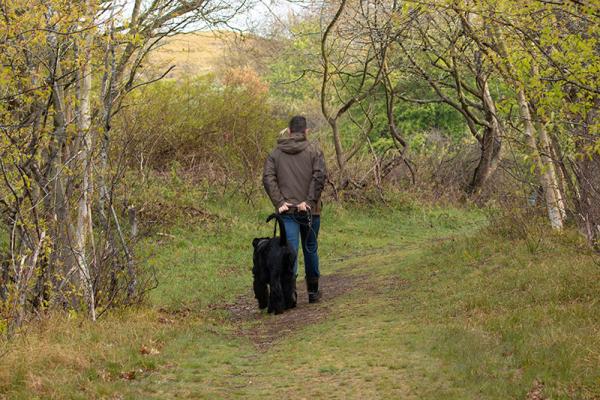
top-left (2, 200), bottom-right (599, 399)
top-left (95, 205), bottom-right (488, 399)
top-left (123, 240), bottom-right (452, 399)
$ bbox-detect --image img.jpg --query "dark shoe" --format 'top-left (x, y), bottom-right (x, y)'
top-left (290, 276), bottom-right (297, 308)
top-left (306, 276), bottom-right (322, 303)
top-left (309, 291), bottom-right (322, 303)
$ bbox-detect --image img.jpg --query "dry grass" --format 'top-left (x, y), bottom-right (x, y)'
top-left (148, 31), bottom-right (236, 79)
top-left (0, 309), bottom-right (159, 398)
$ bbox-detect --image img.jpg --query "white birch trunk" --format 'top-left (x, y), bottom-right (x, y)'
top-left (517, 90), bottom-right (564, 230)
top-left (538, 122), bottom-right (567, 220)
top-left (490, 25), bottom-right (564, 230)
top-left (74, 12), bottom-right (96, 320)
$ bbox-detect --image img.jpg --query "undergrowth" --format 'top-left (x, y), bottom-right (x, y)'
top-left (1, 180), bottom-right (598, 399)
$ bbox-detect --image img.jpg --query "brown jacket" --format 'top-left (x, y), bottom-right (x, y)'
top-left (263, 132), bottom-right (327, 214)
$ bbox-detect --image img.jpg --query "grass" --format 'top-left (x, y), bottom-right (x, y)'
top-left (149, 31), bottom-right (234, 79)
top-left (1, 185), bottom-right (599, 399)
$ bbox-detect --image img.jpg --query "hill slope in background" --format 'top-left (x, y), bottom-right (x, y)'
top-left (150, 32), bottom-right (235, 78)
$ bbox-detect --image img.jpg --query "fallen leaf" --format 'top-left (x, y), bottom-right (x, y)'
top-left (140, 345), bottom-right (160, 355)
top-left (158, 316), bottom-right (175, 324)
top-left (119, 370), bottom-right (136, 380)
top-left (526, 379), bottom-right (546, 400)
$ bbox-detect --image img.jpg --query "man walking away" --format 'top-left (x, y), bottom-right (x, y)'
top-left (263, 116), bottom-right (327, 303)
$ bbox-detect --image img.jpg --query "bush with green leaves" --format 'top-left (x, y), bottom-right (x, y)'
top-left (115, 69), bottom-right (285, 193)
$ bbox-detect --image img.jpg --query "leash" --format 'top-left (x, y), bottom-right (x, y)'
top-left (270, 208), bottom-right (318, 255)
top-left (288, 210), bottom-right (318, 256)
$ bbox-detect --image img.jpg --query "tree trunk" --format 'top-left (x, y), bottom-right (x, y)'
top-left (11, 231), bottom-right (46, 334)
top-left (74, 20), bottom-right (96, 320)
top-left (517, 90), bottom-right (564, 230)
top-left (320, 0), bottom-right (349, 182)
top-left (573, 153), bottom-right (600, 250)
top-left (571, 104), bottom-right (600, 250)
top-left (536, 118), bottom-right (567, 219)
top-left (467, 78), bottom-right (502, 194)
top-left (328, 118), bottom-right (346, 181)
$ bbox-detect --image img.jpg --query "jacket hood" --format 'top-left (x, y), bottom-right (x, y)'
top-left (277, 132), bottom-right (310, 154)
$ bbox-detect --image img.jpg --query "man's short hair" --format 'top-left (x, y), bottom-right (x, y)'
top-left (289, 116), bottom-right (307, 133)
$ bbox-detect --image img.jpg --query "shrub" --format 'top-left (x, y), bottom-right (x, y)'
top-left (114, 69), bottom-right (284, 195)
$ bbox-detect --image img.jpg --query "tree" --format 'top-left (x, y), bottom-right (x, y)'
top-left (0, 0), bottom-right (247, 332)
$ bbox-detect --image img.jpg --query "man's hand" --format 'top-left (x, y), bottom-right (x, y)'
top-left (278, 202), bottom-right (293, 214)
top-left (297, 201), bottom-right (311, 213)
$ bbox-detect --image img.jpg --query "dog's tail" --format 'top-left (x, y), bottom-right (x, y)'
top-left (266, 213), bottom-right (288, 246)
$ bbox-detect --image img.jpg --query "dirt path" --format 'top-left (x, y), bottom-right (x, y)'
top-left (220, 253), bottom-right (411, 351)
top-left (222, 271), bottom-right (372, 350)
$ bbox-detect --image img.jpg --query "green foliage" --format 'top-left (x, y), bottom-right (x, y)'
top-left (477, 0), bottom-right (599, 152)
top-left (395, 102), bottom-right (465, 139)
top-left (265, 20), bottom-right (322, 104)
top-left (115, 69), bottom-right (284, 189)
top-left (384, 78), bottom-right (467, 141)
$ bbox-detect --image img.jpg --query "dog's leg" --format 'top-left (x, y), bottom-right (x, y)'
top-left (253, 253), bottom-right (269, 310)
top-left (268, 266), bottom-right (285, 315)
top-left (281, 263), bottom-right (297, 309)
top-left (253, 276), bottom-right (269, 310)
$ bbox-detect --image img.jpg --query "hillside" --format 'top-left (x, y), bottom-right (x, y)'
top-left (150, 31), bottom-right (234, 78)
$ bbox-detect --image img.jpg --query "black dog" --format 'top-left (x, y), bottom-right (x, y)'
top-left (252, 214), bottom-right (297, 314)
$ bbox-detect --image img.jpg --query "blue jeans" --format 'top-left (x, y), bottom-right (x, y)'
top-left (281, 214), bottom-right (320, 278)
